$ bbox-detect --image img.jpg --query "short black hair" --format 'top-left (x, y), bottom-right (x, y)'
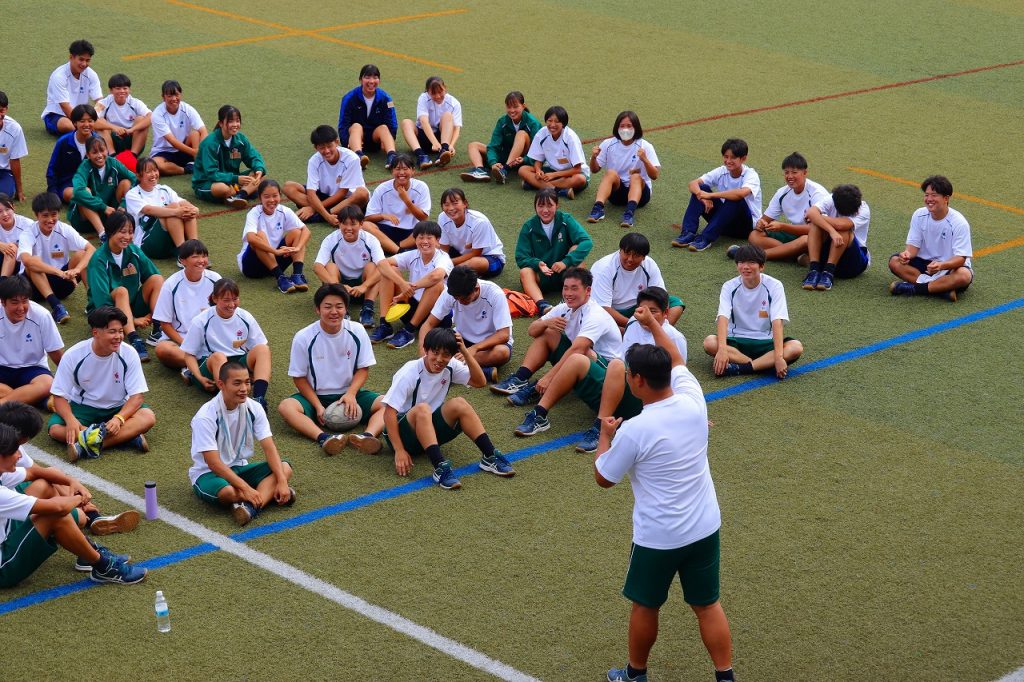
top-left (543, 105), bottom-right (568, 126)
top-left (619, 232), bottom-right (650, 257)
top-left (0, 91), bottom-right (8, 108)
top-left (625, 344), bottom-right (671, 390)
top-left (733, 244), bottom-right (766, 265)
top-left (359, 64), bottom-right (381, 79)
top-left (161, 80), bottom-right (183, 96)
top-left (412, 220), bottom-right (442, 239)
top-left (135, 156), bottom-right (159, 177)
top-left (504, 91), bottom-right (526, 108)
top-left (31, 192), bottom-right (63, 214)
top-left (336, 205), bottom-right (364, 224)
top-left (781, 152), bottom-right (808, 170)
top-left (85, 136), bottom-right (107, 155)
top-left (423, 327), bottom-right (458, 355)
top-left (424, 76), bottom-right (445, 93)
top-left (314, 283), bottom-right (349, 308)
top-left (635, 286), bottom-right (669, 313)
top-left (0, 193), bottom-right (11, 210)
top-left (257, 178), bottom-right (281, 197)
top-left (69, 39), bottom-right (95, 57)
top-left (70, 104), bottom-right (97, 123)
top-left (310, 125), bottom-right (339, 146)
top-left (209, 278), bottom-right (240, 304)
top-left (107, 73), bottom-right (131, 89)
top-left (0, 423), bottom-right (19, 457)
top-left (389, 153), bottom-right (414, 170)
top-left (87, 305), bottom-right (128, 329)
top-left (0, 274), bottom-right (33, 302)
top-left (0, 401), bottom-right (44, 440)
top-left (721, 138), bottom-right (748, 158)
top-left (612, 111), bottom-right (643, 141)
top-left (446, 265), bottom-right (478, 298)
top-left (105, 211), bottom-right (135, 237)
top-left (563, 266), bottom-right (592, 288)
top-left (218, 361), bottom-right (249, 382)
top-left (831, 184), bottom-right (863, 217)
top-left (921, 175), bottom-right (953, 197)
top-left (440, 187), bottom-right (467, 206)
top-left (178, 239), bottom-right (209, 260)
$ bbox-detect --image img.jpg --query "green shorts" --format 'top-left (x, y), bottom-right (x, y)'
top-left (615, 294), bottom-right (686, 318)
top-left (549, 335), bottom-right (612, 369)
top-left (540, 165), bottom-right (589, 192)
top-left (289, 389), bottom-right (379, 425)
top-left (138, 215), bottom-right (179, 260)
top-left (623, 530), bottom-right (721, 608)
top-left (570, 357), bottom-right (643, 419)
top-left (726, 336), bottom-right (795, 361)
top-left (47, 402), bottom-right (150, 429)
top-left (192, 460), bottom-right (289, 504)
top-left (386, 406), bottom-right (462, 457)
top-left (0, 509), bottom-right (79, 588)
top-left (535, 269), bottom-right (564, 294)
top-left (192, 184), bottom-right (217, 202)
top-left (766, 229), bottom-right (800, 244)
top-left (198, 353), bottom-right (249, 380)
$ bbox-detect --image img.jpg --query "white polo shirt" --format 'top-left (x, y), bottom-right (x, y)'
top-left (415, 92), bottom-right (463, 130)
top-left (0, 116), bottom-right (28, 169)
top-left (17, 221), bottom-right (89, 269)
top-left (188, 394), bottom-right (272, 485)
top-left (306, 148), bottom-right (366, 195)
top-left (152, 268), bottom-right (222, 339)
top-left (96, 94), bottom-right (151, 128)
top-left (382, 356), bottom-right (471, 414)
top-left (181, 307), bottom-right (268, 358)
top-left (287, 319), bottom-right (375, 396)
top-left (907, 207), bottom-right (972, 270)
top-left (0, 301), bottom-right (63, 369)
top-left (125, 184), bottom-right (181, 247)
top-left (542, 298), bottom-right (623, 361)
top-left (52, 338), bottom-right (149, 410)
top-left (621, 319), bottom-right (687, 364)
top-left (237, 205), bottom-right (304, 269)
top-left (430, 280), bottom-right (513, 346)
top-left (764, 179), bottom-right (829, 224)
top-left (1, 213), bottom-right (33, 273)
top-left (700, 164), bottom-right (762, 221)
top-left (391, 249), bottom-right (453, 302)
top-left (590, 251), bottom-right (668, 311)
top-left (366, 179), bottom-right (431, 231)
top-left (716, 273), bottom-right (789, 341)
top-left (438, 208), bottom-right (504, 260)
top-left (150, 102), bottom-right (205, 154)
top-left (527, 126), bottom-right (590, 178)
top-left (315, 229), bottom-right (386, 280)
top-left (42, 63), bottom-right (101, 118)
top-left (0, 485), bottom-right (37, 545)
top-left (595, 138), bottom-right (660, 191)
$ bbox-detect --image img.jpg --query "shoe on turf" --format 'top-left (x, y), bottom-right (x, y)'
top-left (816, 270), bottom-right (834, 291)
top-left (321, 433), bottom-right (348, 456)
top-left (507, 382), bottom-right (540, 407)
top-left (226, 192), bottom-right (248, 209)
top-left (90, 556), bottom-right (147, 585)
top-left (688, 236), bottom-right (713, 252)
top-left (358, 152), bottom-right (370, 169)
top-left (607, 666), bottom-right (648, 682)
top-left (672, 232), bottom-right (697, 248)
top-left (52, 303), bottom-right (71, 325)
top-left (491, 165), bottom-right (508, 184)
top-left (231, 500), bottom-right (260, 526)
top-left (129, 335), bottom-right (150, 363)
top-left (514, 409), bottom-right (550, 437)
top-left (536, 300), bottom-right (553, 317)
top-left (801, 270), bottom-right (820, 290)
top-left (587, 205), bottom-right (606, 223)
top-left (935, 288), bottom-right (958, 302)
top-left (491, 375), bottom-right (529, 396)
top-left (417, 153), bottom-right (433, 170)
top-left (145, 327), bottom-right (162, 346)
top-left (183, 161), bottom-right (195, 175)
top-left (277, 274), bottom-right (296, 294)
top-left (556, 187), bottom-right (575, 200)
top-left (479, 450), bottom-right (515, 477)
top-left (432, 460), bottom-right (462, 490)
top-left (290, 272), bottom-right (309, 292)
top-left (889, 281), bottom-right (916, 296)
top-left (359, 305), bottom-right (375, 327)
top-left (387, 327), bottom-right (416, 349)
top-left (349, 432), bottom-right (383, 455)
top-left (796, 253), bottom-right (810, 267)
top-left (253, 395), bottom-right (269, 415)
top-left (460, 167), bottom-right (491, 182)
top-left (436, 149), bottom-right (453, 167)
top-left (370, 320), bottom-right (394, 343)
top-left (128, 434), bottom-right (149, 453)
top-left (384, 152), bottom-right (397, 171)
top-left (726, 244), bottom-right (740, 260)
top-left (180, 367), bottom-right (194, 386)
top-left (89, 510), bottom-right (141, 536)
top-left (722, 363), bottom-right (742, 377)
top-left (75, 545), bottom-right (130, 571)
top-left (575, 425), bottom-right (600, 453)
top-left (620, 210), bottom-right (635, 229)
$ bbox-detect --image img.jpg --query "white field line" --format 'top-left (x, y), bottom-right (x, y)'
top-left (27, 445), bottom-right (540, 682)
top-left (997, 667), bottom-right (1024, 682)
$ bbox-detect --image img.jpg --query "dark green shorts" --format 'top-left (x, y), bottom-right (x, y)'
top-left (198, 353), bottom-right (249, 380)
top-left (536, 269), bottom-right (564, 294)
top-left (766, 229), bottom-right (800, 244)
top-left (616, 294), bottom-right (686, 318)
top-left (623, 530), bottom-right (721, 608)
top-left (289, 389), bottom-right (379, 425)
top-left (47, 402), bottom-right (150, 429)
top-left (139, 215), bottom-right (179, 260)
top-left (387, 406), bottom-right (462, 456)
top-left (192, 460), bottom-right (289, 504)
top-left (726, 336), bottom-right (795, 361)
top-left (570, 357), bottom-right (642, 419)
top-left (0, 509), bottom-right (79, 588)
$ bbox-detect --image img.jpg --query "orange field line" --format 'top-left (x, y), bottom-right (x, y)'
top-left (848, 167), bottom-right (1024, 216)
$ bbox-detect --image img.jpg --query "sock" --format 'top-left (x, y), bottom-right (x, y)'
top-left (592, 417), bottom-right (601, 430)
top-left (252, 379), bottom-right (268, 399)
top-left (626, 664), bottom-right (647, 679)
top-left (46, 294), bottom-right (61, 309)
top-left (413, 147), bottom-right (424, 157)
top-left (354, 149), bottom-right (363, 157)
top-left (533, 405), bottom-right (548, 418)
top-left (440, 143), bottom-right (450, 152)
top-left (424, 443), bottom-right (443, 467)
top-left (514, 366), bottom-right (533, 382)
top-left (403, 321), bottom-right (417, 333)
top-left (808, 261), bottom-right (821, 272)
top-left (271, 265), bottom-right (284, 278)
top-left (737, 362), bottom-right (754, 375)
top-left (474, 433), bottom-right (496, 459)
top-left (316, 433), bottom-right (330, 446)
top-left (625, 200), bottom-right (638, 213)
top-left (715, 669), bottom-right (735, 681)
top-left (823, 263), bottom-right (836, 274)
top-left (83, 509), bottom-right (101, 529)
top-left (292, 261), bottom-right (304, 275)
top-left (914, 282), bottom-right (930, 295)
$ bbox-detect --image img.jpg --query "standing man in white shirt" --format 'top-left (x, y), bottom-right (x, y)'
top-left (41, 40), bottom-right (102, 137)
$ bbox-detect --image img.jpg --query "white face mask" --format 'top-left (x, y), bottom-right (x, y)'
top-left (618, 127), bottom-right (634, 141)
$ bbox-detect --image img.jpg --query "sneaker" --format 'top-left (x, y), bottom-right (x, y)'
top-left (507, 382), bottom-right (539, 407)
top-left (89, 510), bottom-right (141, 536)
top-left (436, 149), bottom-right (453, 167)
top-left (688, 236), bottom-right (713, 252)
top-left (460, 167), bottom-right (491, 182)
top-left (479, 450), bottom-right (515, 477)
top-left (231, 500), bottom-right (259, 526)
top-left (607, 666), bottom-right (648, 682)
top-left (619, 209), bottom-right (635, 229)
top-left (417, 153), bottom-right (433, 170)
top-left (370, 321), bottom-right (394, 343)
top-left (384, 151), bottom-right (397, 171)
top-left (75, 545), bottom-right (130, 571)
top-left (130, 335), bottom-right (150, 362)
top-left (575, 425), bottom-right (600, 453)
top-left (556, 187), bottom-right (575, 200)
top-left (226, 192), bottom-right (248, 209)
top-left (359, 305), bottom-right (375, 328)
top-left (536, 300), bottom-right (553, 317)
top-left (290, 272), bottom-right (309, 292)
top-left (358, 152), bottom-right (370, 169)
top-left (889, 281), bottom-right (916, 297)
top-left (722, 363), bottom-right (742, 377)
top-left (282, 486), bottom-right (297, 506)
top-left (587, 205), bottom-right (606, 223)
top-left (52, 303), bottom-right (71, 325)
top-left (67, 441), bottom-right (88, 463)
top-left (183, 161), bottom-right (195, 175)
top-left (816, 270), bottom-right (834, 291)
top-left (726, 244), bottom-right (740, 260)
top-left (936, 289), bottom-right (958, 302)
top-left (145, 328), bottom-right (162, 347)
top-left (180, 367), bottom-right (194, 386)
top-left (801, 270), bottom-right (820, 290)
top-left (349, 432), bottom-right (383, 455)
top-left (128, 434), bottom-right (150, 453)
top-left (671, 232), bottom-right (697, 248)
top-left (90, 556), bottom-right (147, 585)
top-left (98, 232), bottom-right (108, 243)
top-left (480, 366), bottom-right (497, 383)
top-left (514, 409), bottom-right (550, 437)
top-left (432, 460), bottom-right (462, 490)
top-left (521, 180), bottom-right (532, 191)
top-left (796, 253), bottom-right (810, 267)
top-left (277, 274), bottom-right (296, 294)
top-left (491, 165), bottom-right (507, 184)
top-left (387, 327), bottom-right (416, 349)
top-left (491, 375), bottom-right (529, 395)
top-left (321, 433), bottom-right (348, 456)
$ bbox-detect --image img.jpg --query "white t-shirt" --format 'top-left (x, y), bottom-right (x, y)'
top-left (181, 307), bottom-right (268, 358)
top-left (716, 273), bottom-right (789, 341)
top-left (42, 63), bottom-right (101, 118)
top-left (150, 102), bottom-right (205, 154)
top-left (0, 485), bottom-right (37, 545)
top-left (415, 92), bottom-right (463, 130)
top-left (621, 319), bottom-right (688, 364)
top-left (438, 208), bottom-right (504, 260)
top-left (152, 268), bottom-right (222, 339)
top-left (430, 280), bottom-right (513, 346)
top-left (366, 179), bottom-right (431, 231)
top-left (287, 319), bottom-right (375, 396)
top-left (382, 357), bottom-right (471, 414)
top-left (527, 126), bottom-right (590, 178)
top-left (0, 116), bottom-right (28, 169)
top-left (52, 338), bottom-right (149, 410)
top-left (590, 251), bottom-right (668, 311)
top-left (391, 249), bottom-right (453, 301)
top-left (907, 207), bottom-right (973, 270)
top-left (542, 298), bottom-right (623, 361)
top-left (0, 450), bottom-right (33, 490)
top-left (0, 300), bottom-right (64, 369)
top-left (306, 148), bottom-right (366, 195)
top-left (595, 138), bottom-right (660, 191)
top-left (1, 213), bottom-right (33, 273)
top-left (96, 94), bottom-right (151, 128)
top-left (700, 164), bottom-right (762, 221)
top-left (188, 394), bottom-right (273, 485)
top-left (814, 195), bottom-right (872, 263)
top-left (596, 365), bottom-right (720, 550)
top-left (237, 205), bottom-right (304, 269)
top-left (17, 221), bottom-right (89, 269)
top-left (764, 179), bottom-right (829, 224)
top-left (125, 184), bottom-right (181, 246)
top-left (314, 229), bottom-right (386, 280)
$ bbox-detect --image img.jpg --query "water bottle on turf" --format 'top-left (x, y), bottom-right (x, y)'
top-left (155, 590), bottom-right (171, 633)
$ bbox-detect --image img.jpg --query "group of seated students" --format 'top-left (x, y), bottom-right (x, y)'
top-left (0, 40), bottom-right (977, 589)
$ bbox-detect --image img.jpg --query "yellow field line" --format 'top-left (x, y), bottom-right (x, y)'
top-left (123, 33), bottom-right (302, 61)
top-left (848, 167), bottom-right (1024, 216)
top-left (976, 236), bottom-right (1024, 258)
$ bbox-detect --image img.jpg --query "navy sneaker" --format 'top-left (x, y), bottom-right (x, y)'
top-left (672, 232), bottom-right (697, 248)
top-left (52, 303), bottom-right (71, 325)
top-left (556, 187), bottom-right (575, 200)
top-left (183, 161), bottom-right (195, 175)
top-left (130, 335), bottom-right (150, 363)
top-left (536, 300), bottom-right (553, 317)
top-left (253, 395), bottom-right (269, 415)
top-left (226, 192), bottom-right (248, 209)
top-left (180, 368), bottom-right (194, 386)
top-left (491, 164), bottom-right (507, 184)
top-left (688, 236), bottom-right (713, 252)
top-left (514, 409), bottom-right (550, 437)
top-left (384, 151), bottom-right (397, 171)
top-left (432, 460), bottom-right (462, 490)
top-left (801, 270), bottom-right (820, 290)
top-left (889, 281), bottom-right (916, 296)
top-left (722, 363), bottom-right (742, 377)
top-left (935, 288), bottom-right (958, 302)
top-left (479, 450), bottom-right (515, 477)
top-left (607, 666), bottom-right (648, 682)
top-left (128, 434), bottom-right (150, 452)
top-left (575, 425), bottom-right (600, 453)
top-left (460, 167), bottom-right (490, 182)
top-left (619, 209), bottom-right (635, 229)
top-left (491, 375), bottom-right (529, 395)
top-left (507, 382), bottom-right (539, 407)
top-left (587, 205), bottom-right (605, 223)
top-left (98, 232), bottom-right (108, 243)
top-left (816, 270), bottom-right (834, 291)
top-left (726, 244), bottom-right (740, 260)
top-left (417, 153), bottom-right (433, 170)
top-left (75, 545), bottom-right (130, 572)
top-left (291, 273), bottom-right (309, 292)
top-left (145, 328), bottom-right (162, 347)
top-left (359, 305), bottom-right (375, 327)
top-left (370, 321), bottom-right (394, 343)
top-left (277, 274), bottom-right (296, 294)
top-left (357, 151), bottom-right (370, 169)
top-left (231, 500), bottom-right (260, 526)
top-left (387, 327), bottom-right (416, 349)
top-left (90, 556), bottom-right (147, 585)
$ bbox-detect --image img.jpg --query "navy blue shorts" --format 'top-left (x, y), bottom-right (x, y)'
top-left (415, 127), bottom-right (441, 151)
top-left (377, 223), bottom-right (413, 250)
top-left (240, 240), bottom-right (292, 278)
top-left (0, 365), bottom-right (52, 389)
top-left (0, 169), bottom-right (15, 197)
top-left (820, 235), bottom-right (869, 279)
top-left (43, 113), bottom-right (65, 137)
top-left (154, 150), bottom-right (194, 168)
top-left (483, 255), bottom-right (505, 277)
top-left (894, 254), bottom-right (973, 291)
top-left (609, 181), bottom-right (651, 208)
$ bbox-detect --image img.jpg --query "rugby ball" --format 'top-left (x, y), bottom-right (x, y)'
top-left (323, 401), bottom-right (362, 432)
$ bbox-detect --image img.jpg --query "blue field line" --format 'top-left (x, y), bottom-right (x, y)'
top-left (2, 298), bottom-right (1021, 616)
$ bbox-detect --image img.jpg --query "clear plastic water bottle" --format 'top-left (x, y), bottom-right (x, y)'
top-left (154, 590), bottom-right (171, 633)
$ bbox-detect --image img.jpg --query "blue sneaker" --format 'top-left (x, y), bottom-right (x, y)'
top-left (384, 151), bottom-right (397, 171)
top-left (417, 152), bottom-right (433, 170)
top-left (129, 335), bottom-right (149, 363)
top-left (722, 363), bottom-right (742, 377)
top-left (491, 375), bottom-right (529, 396)
top-left (587, 205), bottom-right (605, 223)
top-left (75, 545), bottom-right (130, 572)
top-left (514, 409), bottom-right (550, 437)
top-left (290, 272), bottom-right (309, 292)
top-left (890, 281), bottom-right (916, 296)
top-left (183, 161), bottom-right (195, 175)
top-left (277, 274), bottom-right (296, 294)
top-left (52, 303), bottom-right (71, 325)
top-left (801, 270), bottom-right (820, 290)
top-left (672, 232), bottom-right (697, 248)
top-left (231, 500), bottom-right (260, 526)
top-left (556, 187), bottom-right (575, 200)
top-left (688, 236), bottom-right (713, 252)
top-left (432, 460), bottom-right (462, 490)
top-left (536, 300), bottom-right (553, 317)
top-left (145, 328), bottom-right (162, 347)
top-left (726, 244), bottom-right (740, 260)
top-left (816, 270), bottom-right (834, 291)
top-left (490, 164), bottom-right (507, 184)
top-left (387, 327), bottom-right (416, 349)
top-left (575, 425), bottom-right (600, 453)
top-left (226, 192), bottom-right (248, 209)
top-left (180, 368), bottom-right (194, 386)
top-left (607, 666), bottom-right (648, 682)
top-left (359, 305), bottom-right (375, 328)
top-left (370, 320), bottom-right (394, 343)
top-left (479, 450), bottom-right (515, 477)
top-left (619, 209), bottom-right (635, 229)
top-left (127, 434), bottom-right (149, 452)
top-left (90, 556), bottom-right (147, 585)
top-left (507, 382), bottom-right (539, 407)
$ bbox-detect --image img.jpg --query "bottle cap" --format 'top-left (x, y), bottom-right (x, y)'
top-left (156, 590), bottom-right (164, 597)
top-left (145, 481), bottom-right (156, 488)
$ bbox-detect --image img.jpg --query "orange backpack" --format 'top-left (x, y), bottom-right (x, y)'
top-left (504, 289), bottom-right (539, 318)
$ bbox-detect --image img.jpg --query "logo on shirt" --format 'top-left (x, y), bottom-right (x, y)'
top-left (25, 333), bottom-right (33, 342)
top-left (232, 329), bottom-right (245, 349)
top-left (230, 149), bottom-right (241, 160)
top-left (440, 378), bottom-right (448, 387)
top-left (122, 263), bottom-right (138, 277)
top-left (113, 371), bottom-right (121, 384)
top-left (345, 349), bottom-right (352, 358)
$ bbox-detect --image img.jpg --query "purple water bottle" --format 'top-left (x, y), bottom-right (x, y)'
top-left (144, 481), bottom-right (158, 520)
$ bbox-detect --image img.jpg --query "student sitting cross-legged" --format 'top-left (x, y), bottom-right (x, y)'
top-left (0, 276), bottom-right (64, 408)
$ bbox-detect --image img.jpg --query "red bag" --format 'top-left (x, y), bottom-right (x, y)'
top-left (504, 289), bottom-right (539, 318)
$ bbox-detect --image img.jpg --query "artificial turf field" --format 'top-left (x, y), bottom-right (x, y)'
top-left (1, 1), bottom-right (1022, 679)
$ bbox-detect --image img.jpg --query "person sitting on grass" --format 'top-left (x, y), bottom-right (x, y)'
top-left (180, 278), bottom-right (272, 412)
top-left (363, 153), bottom-right (430, 251)
top-left (0, 194), bottom-right (32, 277)
top-left (0, 91), bottom-right (29, 203)
top-left (800, 183), bottom-right (871, 292)
top-left (493, 266), bottom-right (622, 408)
top-left (237, 178), bottom-right (311, 295)
top-left (41, 39), bottom-right (101, 137)
top-left (590, 232), bottom-right (684, 332)
top-left (888, 174), bottom-right (973, 302)
top-left (149, 80), bottom-right (207, 177)
top-left (746, 151), bottom-right (829, 264)
top-left (85, 212), bottom-right (165, 362)
top-left (94, 73), bottom-right (151, 159)
top-left (586, 110), bottom-right (661, 229)
top-left (193, 104), bottom-right (266, 209)
top-left (380, 327), bottom-right (514, 490)
top-left (399, 76), bottom-right (462, 170)
top-left (189, 361), bottom-right (294, 527)
top-left (278, 284), bottom-right (385, 456)
top-left (437, 187), bottom-right (506, 278)
top-left (337, 64), bottom-right (399, 171)
top-left (519, 105), bottom-right (589, 199)
top-left (67, 136), bottom-right (136, 241)
top-left (45, 104), bottom-right (99, 203)
top-left (0, 276), bottom-right (64, 408)
top-left (0, 423), bottom-right (147, 586)
top-left (418, 265), bottom-right (514, 383)
top-left (702, 244), bottom-right (802, 378)
top-left (283, 124), bottom-right (369, 225)
top-left (0, 400), bottom-right (140, 537)
top-left (460, 90), bottom-right (542, 184)
top-left (515, 188), bottom-right (593, 316)
top-left (48, 305), bottom-right (156, 462)
top-left (125, 156), bottom-right (200, 259)
top-left (17, 191), bottom-right (95, 325)
top-left (370, 220), bottom-right (453, 350)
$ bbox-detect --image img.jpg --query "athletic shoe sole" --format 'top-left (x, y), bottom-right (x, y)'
top-left (321, 434), bottom-right (348, 456)
top-left (489, 382), bottom-right (525, 396)
top-left (349, 434), bottom-right (383, 455)
top-left (491, 168), bottom-right (507, 184)
top-left (232, 504), bottom-right (254, 526)
top-left (432, 474), bottom-right (462, 490)
top-left (586, 214), bottom-right (605, 224)
top-left (226, 196), bottom-right (248, 209)
top-left (90, 510), bottom-right (141, 536)
top-left (437, 150), bottom-right (453, 166)
top-left (89, 567), bottom-right (147, 585)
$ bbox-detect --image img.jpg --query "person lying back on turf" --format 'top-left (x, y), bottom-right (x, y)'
top-left (747, 151), bottom-right (829, 263)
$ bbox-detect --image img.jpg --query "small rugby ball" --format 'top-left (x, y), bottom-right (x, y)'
top-left (323, 401), bottom-right (362, 432)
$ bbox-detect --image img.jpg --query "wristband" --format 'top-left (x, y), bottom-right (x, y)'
top-left (113, 414), bottom-right (126, 424)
